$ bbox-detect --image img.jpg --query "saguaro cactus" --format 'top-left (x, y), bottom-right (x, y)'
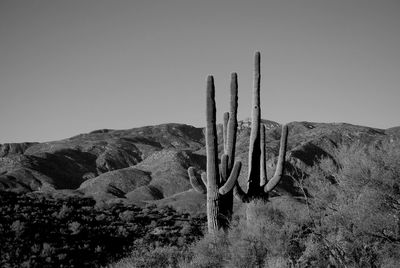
top-left (219, 73), bottom-right (239, 222)
top-left (188, 75), bottom-right (242, 233)
top-left (234, 52), bottom-right (289, 203)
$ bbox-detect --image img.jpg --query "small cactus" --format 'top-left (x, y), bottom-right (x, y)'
top-left (188, 75), bottom-right (241, 233)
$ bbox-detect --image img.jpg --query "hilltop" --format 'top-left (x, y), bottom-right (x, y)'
top-left (1, 119), bottom-right (398, 214)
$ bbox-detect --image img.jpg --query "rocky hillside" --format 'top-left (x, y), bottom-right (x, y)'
top-left (1, 120), bottom-right (398, 214)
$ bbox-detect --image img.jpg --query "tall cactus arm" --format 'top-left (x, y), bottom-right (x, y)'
top-left (219, 161), bottom-right (242, 195)
top-left (220, 154), bottom-right (229, 183)
top-left (260, 124), bottom-right (267, 187)
top-left (223, 112), bottom-right (229, 153)
top-left (247, 52), bottom-right (262, 194)
top-left (205, 75), bottom-right (220, 233)
top-left (226, 73), bottom-right (238, 170)
top-left (264, 124), bottom-right (289, 193)
top-left (205, 75), bottom-right (220, 192)
top-left (188, 167), bottom-right (207, 194)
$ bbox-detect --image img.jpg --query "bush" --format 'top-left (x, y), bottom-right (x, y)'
top-left (107, 243), bottom-right (190, 268)
top-left (301, 141), bottom-right (400, 267)
top-left (189, 231), bottom-right (229, 268)
top-left (181, 141), bottom-right (400, 268)
top-left (180, 201), bottom-right (306, 268)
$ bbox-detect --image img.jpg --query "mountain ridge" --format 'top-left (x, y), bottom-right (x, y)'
top-left (1, 120), bottom-right (399, 214)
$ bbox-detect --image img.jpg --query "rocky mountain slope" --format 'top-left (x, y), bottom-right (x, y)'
top-left (1, 119), bottom-right (398, 214)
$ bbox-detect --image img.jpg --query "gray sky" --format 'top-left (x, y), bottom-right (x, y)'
top-left (1, 0), bottom-right (400, 143)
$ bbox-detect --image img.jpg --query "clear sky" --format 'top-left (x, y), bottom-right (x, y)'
top-left (1, 0), bottom-right (400, 143)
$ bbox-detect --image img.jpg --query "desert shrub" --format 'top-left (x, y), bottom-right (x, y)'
top-left (181, 201), bottom-right (307, 268)
top-left (10, 219), bottom-right (26, 238)
top-left (227, 230), bottom-right (268, 268)
top-left (263, 256), bottom-right (290, 268)
top-left (300, 141), bottom-right (400, 267)
top-left (107, 241), bottom-right (191, 268)
top-left (188, 231), bottom-right (230, 268)
top-left (227, 203), bottom-right (306, 268)
top-left (0, 191), bottom-right (205, 268)
top-left (68, 221), bottom-right (82, 235)
top-left (56, 204), bottom-right (73, 219)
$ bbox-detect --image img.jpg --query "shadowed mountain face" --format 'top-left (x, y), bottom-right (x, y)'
top-left (0, 120), bottom-right (398, 213)
top-left (0, 123), bottom-right (203, 194)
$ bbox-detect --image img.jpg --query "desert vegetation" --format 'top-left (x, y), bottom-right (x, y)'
top-left (0, 191), bottom-right (205, 268)
top-left (109, 140), bottom-right (400, 267)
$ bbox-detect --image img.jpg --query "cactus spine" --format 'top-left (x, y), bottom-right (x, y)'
top-left (234, 52), bottom-right (289, 203)
top-left (188, 75), bottom-right (242, 233)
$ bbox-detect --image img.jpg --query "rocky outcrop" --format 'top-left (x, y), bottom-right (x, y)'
top-left (79, 167), bottom-right (151, 200)
top-left (0, 142), bottom-right (38, 157)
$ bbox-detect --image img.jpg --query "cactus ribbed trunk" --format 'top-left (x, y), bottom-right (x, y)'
top-left (260, 125), bottom-right (267, 187)
top-left (226, 72), bottom-right (238, 170)
top-left (188, 74), bottom-right (242, 233)
top-left (206, 76), bottom-right (220, 233)
top-left (219, 73), bottom-right (239, 225)
top-left (189, 52), bottom-right (288, 232)
top-left (247, 51), bottom-right (262, 198)
top-left (223, 112), bottom-right (229, 154)
top-left (234, 51), bottom-right (289, 211)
